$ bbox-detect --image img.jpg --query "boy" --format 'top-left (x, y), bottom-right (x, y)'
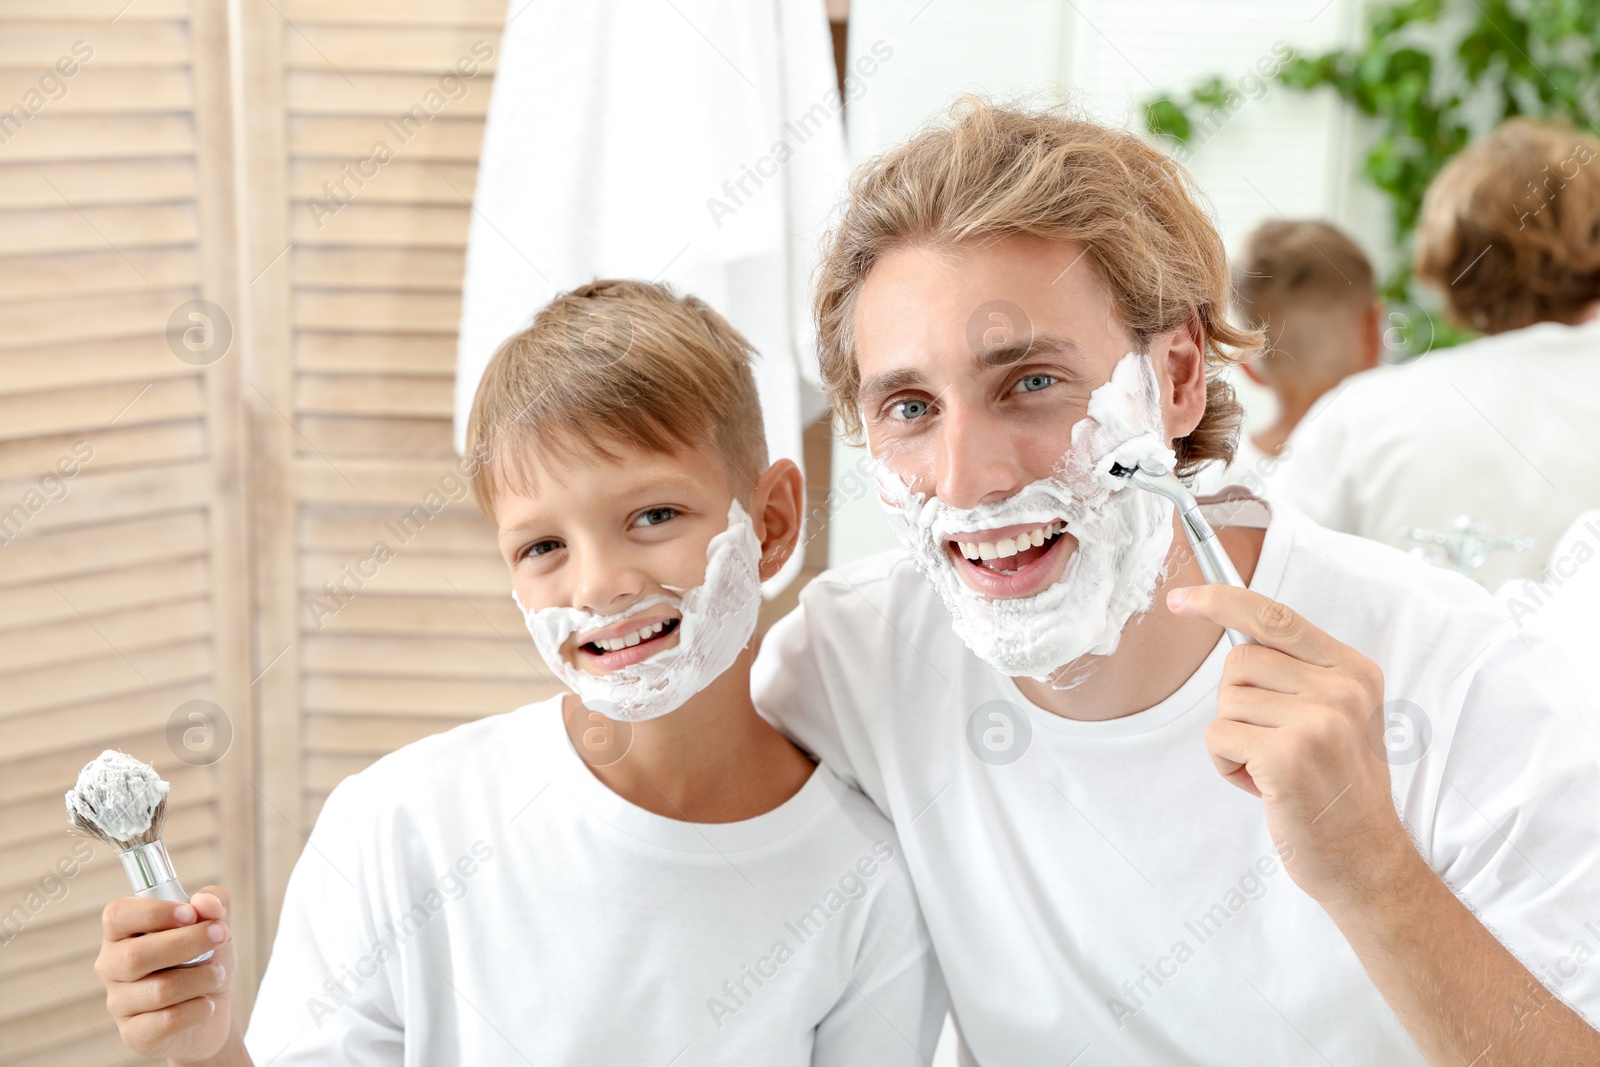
top-left (93, 279), bottom-right (945, 1065)
top-left (1197, 219), bottom-right (1381, 494)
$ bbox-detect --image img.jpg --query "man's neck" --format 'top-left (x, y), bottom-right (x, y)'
top-left (1013, 513), bottom-right (1265, 721)
top-left (563, 652), bottom-right (815, 822)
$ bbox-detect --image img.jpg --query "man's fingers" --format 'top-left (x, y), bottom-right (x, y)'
top-left (1221, 641), bottom-right (1322, 696)
top-left (1204, 719), bottom-right (1263, 797)
top-left (102, 897), bottom-right (201, 942)
top-left (1217, 683), bottom-right (1299, 728)
top-left (1170, 585), bottom-right (1341, 667)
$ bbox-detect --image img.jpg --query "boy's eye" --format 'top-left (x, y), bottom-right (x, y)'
top-left (634, 506), bottom-right (680, 528)
top-left (520, 539), bottom-right (562, 560)
top-left (888, 398), bottom-right (930, 421)
top-left (1011, 373), bottom-right (1056, 394)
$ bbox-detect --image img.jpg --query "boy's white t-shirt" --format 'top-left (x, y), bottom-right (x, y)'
top-left (243, 696), bottom-right (945, 1066)
top-left (752, 501), bottom-right (1600, 1066)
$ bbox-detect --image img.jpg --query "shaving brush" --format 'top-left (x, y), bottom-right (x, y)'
top-left (65, 749), bottom-right (213, 966)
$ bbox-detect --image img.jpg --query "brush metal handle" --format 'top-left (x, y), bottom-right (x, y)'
top-left (122, 841), bottom-right (214, 966)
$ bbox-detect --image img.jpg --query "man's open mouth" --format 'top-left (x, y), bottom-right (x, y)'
top-left (948, 520), bottom-right (1069, 575)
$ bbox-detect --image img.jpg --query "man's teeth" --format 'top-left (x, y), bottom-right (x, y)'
top-left (593, 621), bottom-right (666, 652)
top-left (957, 521), bottom-right (1064, 561)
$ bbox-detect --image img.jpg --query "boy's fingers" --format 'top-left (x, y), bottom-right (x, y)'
top-left (101, 922), bottom-right (229, 983)
top-left (102, 897), bottom-right (201, 942)
top-left (121, 995), bottom-right (216, 1053)
top-left (191, 886), bottom-right (230, 923)
top-left (109, 959), bottom-right (227, 1016)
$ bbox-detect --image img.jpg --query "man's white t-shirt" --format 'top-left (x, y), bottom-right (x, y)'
top-left (752, 501), bottom-right (1600, 1066)
top-left (243, 696), bottom-right (946, 1066)
top-left (1280, 317), bottom-right (1600, 589)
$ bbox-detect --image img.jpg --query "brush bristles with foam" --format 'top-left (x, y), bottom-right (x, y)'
top-left (64, 749), bottom-right (172, 852)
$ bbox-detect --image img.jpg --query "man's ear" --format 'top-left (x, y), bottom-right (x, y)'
top-left (750, 458), bottom-right (804, 582)
top-left (1157, 312), bottom-right (1208, 439)
top-left (1239, 357), bottom-right (1267, 387)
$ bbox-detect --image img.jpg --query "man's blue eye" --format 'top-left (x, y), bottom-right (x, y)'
top-left (891, 399), bottom-right (930, 420)
top-left (1015, 374), bottom-right (1055, 393)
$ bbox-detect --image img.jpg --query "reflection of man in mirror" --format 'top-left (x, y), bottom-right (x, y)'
top-left (1281, 118), bottom-right (1600, 588)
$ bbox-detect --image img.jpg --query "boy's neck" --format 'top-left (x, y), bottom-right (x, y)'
top-left (562, 649), bottom-right (816, 824)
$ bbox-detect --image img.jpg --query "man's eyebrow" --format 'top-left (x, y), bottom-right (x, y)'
top-left (977, 333), bottom-right (1085, 370)
top-left (859, 367), bottom-right (927, 401)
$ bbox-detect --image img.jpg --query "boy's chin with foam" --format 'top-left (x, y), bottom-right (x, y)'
top-left (944, 520), bottom-right (1079, 600)
top-left (571, 611), bottom-right (684, 675)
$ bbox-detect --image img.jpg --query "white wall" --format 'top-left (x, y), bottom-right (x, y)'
top-left (828, 0), bottom-right (1372, 566)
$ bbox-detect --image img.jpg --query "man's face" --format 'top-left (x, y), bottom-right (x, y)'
top-left (855, 234), bottom-right (1205, 603)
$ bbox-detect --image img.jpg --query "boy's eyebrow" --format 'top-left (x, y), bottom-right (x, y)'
top-left (494, 469), bottom-right (714, 535)
top-left (859, 333), bottom-right (1088, 406)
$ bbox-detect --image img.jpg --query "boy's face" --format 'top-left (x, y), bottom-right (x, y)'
top-left (853, 233), bottom-right (1207, 603)
top-left (494, 441), bottom-right (742, 678)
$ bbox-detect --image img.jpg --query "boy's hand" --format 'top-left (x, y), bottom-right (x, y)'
top-left (96, 886), bottom-right (241, 1063)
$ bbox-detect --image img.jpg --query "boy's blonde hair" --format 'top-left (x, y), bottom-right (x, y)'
top-left (1234, 219), bottom-right (1375, 374)
top-left (465, 279), bottom-right (768, 520)
top-left (813, 96), bottom-right (1262, 476)
top-left (1415, 117), bottom-right (1600, 335)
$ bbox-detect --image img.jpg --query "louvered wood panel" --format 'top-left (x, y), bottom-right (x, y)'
top-left (0, 0), bottom-right (252, 1059)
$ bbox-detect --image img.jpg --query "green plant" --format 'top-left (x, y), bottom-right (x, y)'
top-left (1143, 0), bottom-right (1600, 330)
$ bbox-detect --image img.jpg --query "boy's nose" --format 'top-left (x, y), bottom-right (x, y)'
top-left (570, 547), bottom-right (649, 617)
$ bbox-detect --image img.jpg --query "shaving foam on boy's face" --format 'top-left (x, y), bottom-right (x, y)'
top-left (871, 351), bottom-right (1177, 681)
top-left (511, 500), bottom-right (764, 722)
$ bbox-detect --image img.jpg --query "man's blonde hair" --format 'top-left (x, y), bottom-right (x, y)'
top-left (1415, 117), bottom-right (1600, 335)
top-left (464, 279), bottom-right (768, 520)
top-left (813, 96), bottom-right (1262, 476)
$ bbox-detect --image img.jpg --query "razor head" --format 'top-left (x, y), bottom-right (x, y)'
top-left (1107, 460), bottom-right (1139, 479)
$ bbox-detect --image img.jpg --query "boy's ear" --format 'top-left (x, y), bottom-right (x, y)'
top-left (750, 459), bottom-right (805, 582)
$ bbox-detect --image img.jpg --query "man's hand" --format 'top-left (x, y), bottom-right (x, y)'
top-left (96, 886), bottom-right (248, 1064)
top-left (1167, 583), bottom-right (1414, 906)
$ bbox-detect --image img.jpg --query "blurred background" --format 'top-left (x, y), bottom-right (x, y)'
top-left (2, 0), bottom-right (1596, 1061)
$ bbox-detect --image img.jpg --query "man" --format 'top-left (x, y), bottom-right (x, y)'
top-left (1280, 118), bottom-right (1600, 588)
top-left (753, 99), bottom-right (1600, 1065)
top-left (1198, 220), bottom-right (1381, 495)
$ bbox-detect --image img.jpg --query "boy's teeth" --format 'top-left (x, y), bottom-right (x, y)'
top-left (594, 620), bottom-right (671, 652)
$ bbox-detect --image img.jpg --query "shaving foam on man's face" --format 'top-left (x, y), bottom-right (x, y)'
top-left (871, 351), bottom-right (1177, 681)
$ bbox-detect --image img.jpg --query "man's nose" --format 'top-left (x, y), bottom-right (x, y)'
top-left (934, 405), bottom-right (1032, 509)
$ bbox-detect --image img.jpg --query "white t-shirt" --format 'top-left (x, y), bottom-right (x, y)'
top-left (243, 696), bottom-right (945, 1066)
top-left (1280, 318), bottom-right (1600, 589)
top-left (752, 501), bottom-right (1600, 1066)
top-left (1497, 509), bottom-right (1600, 718)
